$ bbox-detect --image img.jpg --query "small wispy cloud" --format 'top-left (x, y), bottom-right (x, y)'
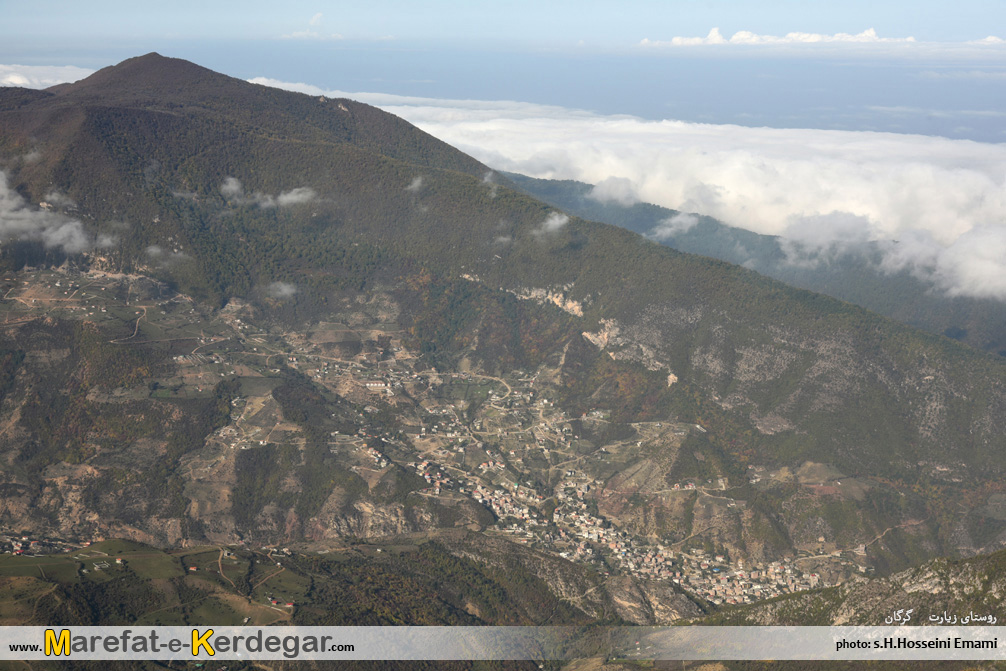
top-left (405, 176), bottom-right (424, 192)
top-left (220, 177), bottom-right (317, 208)
top-left (265, 281), bottom-right (298, 299)
top-left (648, 213), bottom-right (699, 240)
top-left (276, 187), bottom-right (317, 207)
top-left (868, 105), bottom-right (1006, 118)
top-left (482, 171), bottom-right (500, 198)
top-left (532, 212), bottom-right (570, 238)
top-left (279, 12), bottom-right (341, 40)
top-left (918, 69), bottom-right (1006, 80)
top-left (95, 233), bottom-right (118, 249)
top-left (640, 27), bottom-right (916, 48)
top-left (280, 30), bottom-right (344, 40)
top-left (145, 244), bottom-right (189, 267)
top-left (42, 190), bottom-right (76, 209)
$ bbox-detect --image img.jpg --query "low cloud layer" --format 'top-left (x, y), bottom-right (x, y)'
top-left (249, 79), bottom-right (1006, 300)
top-left (374, 100), bottom-right (1006, 302)
top-left (0, 172), bottom-right (92, 253)
top-left (0, 64), bottom-right (94, 88)
top-left (588, 177), bottom-right (638, 206)
top-left (220, 177), bottom-right (317, 208)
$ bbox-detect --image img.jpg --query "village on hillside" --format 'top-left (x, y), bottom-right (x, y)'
top-left (0, 268), bottom-right (871, 606)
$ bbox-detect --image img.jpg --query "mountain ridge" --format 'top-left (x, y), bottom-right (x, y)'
top-left (12, 52), bottom-right (491, 192)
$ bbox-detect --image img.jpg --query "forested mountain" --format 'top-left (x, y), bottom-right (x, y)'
top-left (0, 54), bottom-right (1005, 581)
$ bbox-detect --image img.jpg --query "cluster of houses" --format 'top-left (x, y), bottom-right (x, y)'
top-left (412, 460), bottom-right (454, 493)
top-left (670, 551), bottom-right (823, 605)
top-left (1, 534), bottom-right (70, 556)
top-left (468, 483), bottom-right (543, 523)
top-left (462, 465), bottom-right (832, 606)
top-left (499, 493), bottom-right (829, 605)
top-left (365, 446), bottom-right (389, 469)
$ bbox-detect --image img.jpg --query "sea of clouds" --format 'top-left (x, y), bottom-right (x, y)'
top-left (0, 64), bottom-right (94, 88)
top-left (250, 78), bottom-right (1006, 301)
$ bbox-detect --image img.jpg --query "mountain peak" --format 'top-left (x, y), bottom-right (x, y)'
top-left (23, 53), bottom-right (492, 186)
top-left (48, 53), bottom-right (237, 101)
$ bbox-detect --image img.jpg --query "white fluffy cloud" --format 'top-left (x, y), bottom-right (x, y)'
top-left (0, 64), bottom-right (93, 88)
top-left (251, 80), bottom-right (1006, 300)
top-left (588, 176), bottom-right (638, 206)
top-left (0, 171), bottom-right (91, 253)
top-left (275, 187), bottom-right (317, 207)
top-left (220, 177), bottom-right (244, 199)
top-left (640, 27), bottom-right (917, 48)
top-left (635, 30), bottom-right (1006, 60)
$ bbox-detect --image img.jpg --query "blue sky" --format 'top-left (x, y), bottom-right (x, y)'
top-left (3, 1), bottom-right (1004, 140)
top-left (4, 0), bottom-right (1006, 45)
